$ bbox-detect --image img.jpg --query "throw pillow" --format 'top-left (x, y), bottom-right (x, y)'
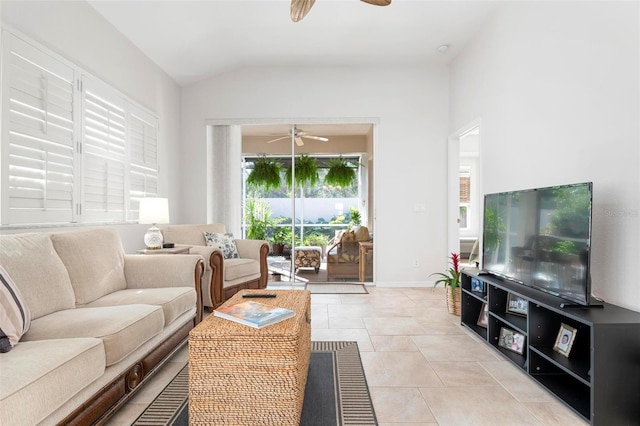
top-left (0, 266), bottom-right (31, 352)
top-left (204, 232), bottom-right (240, 259)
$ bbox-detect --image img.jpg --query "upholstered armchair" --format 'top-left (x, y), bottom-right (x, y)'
top-left (161, 224), bottom-right (269, 309)
top-left (326, 227), bottom-right (372, 281)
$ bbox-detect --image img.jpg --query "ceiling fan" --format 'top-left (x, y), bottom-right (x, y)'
top-left (266, 126), bottom-right (329, 146)
top-left (291, 0), bottom-right (392, 23)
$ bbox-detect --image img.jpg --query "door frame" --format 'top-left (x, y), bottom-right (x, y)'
top-left (447, 118), bottom-right (482, 259)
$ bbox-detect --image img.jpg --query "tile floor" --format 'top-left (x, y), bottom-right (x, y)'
top-left (107, 285), bottom-right (588, 426)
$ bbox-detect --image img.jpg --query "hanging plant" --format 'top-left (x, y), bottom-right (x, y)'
top-left (325, 157), bottom-right (358, 188)
top-left (246, 157), bottom-right (283, 191)
top-left (286, 155), bottom-right (319, 188)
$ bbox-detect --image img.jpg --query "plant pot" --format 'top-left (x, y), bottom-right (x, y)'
top-left (446, 286), bottom-right (461, 316)
top-left (272, 243), bottom-right (285, 256)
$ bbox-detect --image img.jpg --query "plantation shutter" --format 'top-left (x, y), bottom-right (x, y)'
top-left (81, 78), bottom-right (126, 222)
top-left (128, 108), bottom-right (159, 221)
top-left (1, 33), bottom-right (77, 225)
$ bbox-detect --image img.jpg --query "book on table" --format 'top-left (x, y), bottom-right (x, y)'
top-left (214, 300), bottom-right (295, 329)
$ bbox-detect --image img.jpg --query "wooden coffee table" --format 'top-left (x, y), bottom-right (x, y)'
top-left (188, 289), bottom-right (311, 425)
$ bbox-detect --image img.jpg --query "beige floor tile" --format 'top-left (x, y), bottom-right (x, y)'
top-left (328, 315), bottom-right (365, 328)
top-left (370, 387), bottom-right (437, 423)
top-left (364, 317), bottom-right (427, 336)
top-left (413, 334), bottom-right (501, 362)
top-left (370, 335), bottom-right (420, 352)
top-left (429, 361), bottom-right (500, 387)
top-left (420, 385), bottom-right (543, 425)
top-left (360, 351), bottom-right (444, 387)
top-left (105, 402), bottom-right (147, 425)
top-left (480, 360), bottom-right (555, 402)
top-left (523, 400), bottom-right (589, 425)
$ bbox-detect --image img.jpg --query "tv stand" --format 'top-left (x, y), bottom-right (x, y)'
top-left (560, 300), bottom-right (604, 309)
top-left (460, 270), bottom-right (640, 425)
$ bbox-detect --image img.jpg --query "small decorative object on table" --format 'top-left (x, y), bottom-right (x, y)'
top-left (506, 293), bottom-right (528, 317)
top-left (430, 252), bottom-right (462, 315)
top-left (553, 323), bottom-right (577, 357)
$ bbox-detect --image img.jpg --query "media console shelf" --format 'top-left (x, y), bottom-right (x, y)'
top-left (461, 270), bottom-right (640, 425)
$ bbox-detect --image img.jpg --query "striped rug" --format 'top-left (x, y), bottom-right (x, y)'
top-left (133, 341), bottom-right (376, 426)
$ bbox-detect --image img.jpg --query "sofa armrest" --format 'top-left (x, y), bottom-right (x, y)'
top-left (124, 254), bottom-right (205, 323)
top-left (235, 239), bottom-right (269, 290)
top-left (234, 239), bottom-right (268, 261)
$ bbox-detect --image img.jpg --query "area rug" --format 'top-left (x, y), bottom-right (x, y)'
top-left (133, 341), bottom-right (377, 426)
top-left (305, 283), bottom-right (368, 294)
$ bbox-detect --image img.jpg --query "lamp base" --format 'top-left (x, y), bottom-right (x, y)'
top-left (144, 224), bottom-right (164, 249)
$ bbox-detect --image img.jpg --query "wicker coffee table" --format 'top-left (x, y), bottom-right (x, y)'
top-left (189, 289), bottom-right (311, 425)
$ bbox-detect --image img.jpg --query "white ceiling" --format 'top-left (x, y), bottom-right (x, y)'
top-left (87, 0), bottom-right (500, 87)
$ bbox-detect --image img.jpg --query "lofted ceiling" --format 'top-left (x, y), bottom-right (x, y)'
top-left (87, 0), bottom-right (500, 87)
top-left (87, 0), bottom-right (499, 139)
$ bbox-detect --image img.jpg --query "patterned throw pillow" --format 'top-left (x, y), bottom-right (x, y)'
top-left (0, 266), bottom-right (31, 352)
top-left (204, 232), bottom-right (240, 259)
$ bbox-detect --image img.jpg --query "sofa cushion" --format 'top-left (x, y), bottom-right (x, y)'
top-left (22, 305), bottom-right (164, 366)
top-left (224, 258), bottom-right (260, 282)
top-left (162, 223), bottom-right (226, 246)
top-left (204, 232), bottom-right (239, 259)
top-left (86, 287), bottom-right (196, 326)
top-left (0, 266), bottom-right (31, 352)
top-left (0, 233), bottom-right (76, 319)
top-left (51, 228), bottom-right (127, 305)
top-left (0, 338), bottom-right (105, 426)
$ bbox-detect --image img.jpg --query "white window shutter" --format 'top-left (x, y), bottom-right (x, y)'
top-left (128, 107), bottom-right (159, 221)
top-left (81, 78), bottom-right (126, 223)
top-left (1, 33), bottom-right (76, 225)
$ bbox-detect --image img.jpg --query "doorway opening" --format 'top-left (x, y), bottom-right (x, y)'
top-left (448, 121), bottom-right (481, 268)
top-left (240, 122), bottom-right (375, 284)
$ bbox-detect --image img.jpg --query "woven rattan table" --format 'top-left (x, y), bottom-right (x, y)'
top-left (189, 289), bottom-right (311, 425)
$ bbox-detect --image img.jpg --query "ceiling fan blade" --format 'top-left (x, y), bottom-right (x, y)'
top-left (361, 0), bottom-right (391, 5)
top-left (266, 136), bottom-right (289, 144)
top-left (303, 135), bottom-right (329, 142)
top-left (295, 137), bottom-right (304, 146)
top-left (291, 0), bottom-right (315, 22)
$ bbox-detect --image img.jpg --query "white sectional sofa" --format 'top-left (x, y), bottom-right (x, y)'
top-left (0, 228), bottom-right (204, 425)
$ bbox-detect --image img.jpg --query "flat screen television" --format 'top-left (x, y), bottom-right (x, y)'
top-left (482, 182), bottom-right (593, 307)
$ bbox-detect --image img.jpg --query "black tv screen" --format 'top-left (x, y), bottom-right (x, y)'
top-left (482, 182), bottom-right (593, 306)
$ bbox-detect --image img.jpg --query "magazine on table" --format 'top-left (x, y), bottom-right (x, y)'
top-left (214, 300), bottom-right (295, 329)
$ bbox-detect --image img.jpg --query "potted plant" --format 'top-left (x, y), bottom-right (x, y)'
top-left (269, 225), bottom-right (291, 256)
top-left (348, 206), bottom-right (361, 229)
top-left (286, 154), bottom-right (319, 188)
top-left (246, 157), bottom-right (283, 191)
top-left (244, 198), bottom-right (271, 240)
top-left (430, 253), bottom-right (462, 315)
top-left (325, 157), bottom-right (358, 188)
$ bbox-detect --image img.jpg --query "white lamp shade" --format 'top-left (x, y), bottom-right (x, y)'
top-left (138, 198), bottom-right (170, 224)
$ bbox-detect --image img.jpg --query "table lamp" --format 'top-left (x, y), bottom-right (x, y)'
top-left (138, 197), bottom-right (170, 249)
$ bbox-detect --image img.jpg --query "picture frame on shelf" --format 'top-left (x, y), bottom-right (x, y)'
top-left (477, 302), bottom-right (488, 328)
top-left (553, 323), bottom-right (577, 357)
top-left (506, 293), bottom-right (528, 317)
top-left (498, 327), bottom-right (526, 355)
top-left (471, 277), bottom-right (484, 293)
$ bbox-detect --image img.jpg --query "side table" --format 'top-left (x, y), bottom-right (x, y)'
top-left (137, 246), bottom-right (191, 255)
top-left (358, 241), bottom-right (373, 282)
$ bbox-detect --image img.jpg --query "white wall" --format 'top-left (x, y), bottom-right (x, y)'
top-left (0, 1), bottom-right (182, 252)
top-left (181, 65), bottom-right (450, 285)
top-left (450, 1), bottom-right (640, 311)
